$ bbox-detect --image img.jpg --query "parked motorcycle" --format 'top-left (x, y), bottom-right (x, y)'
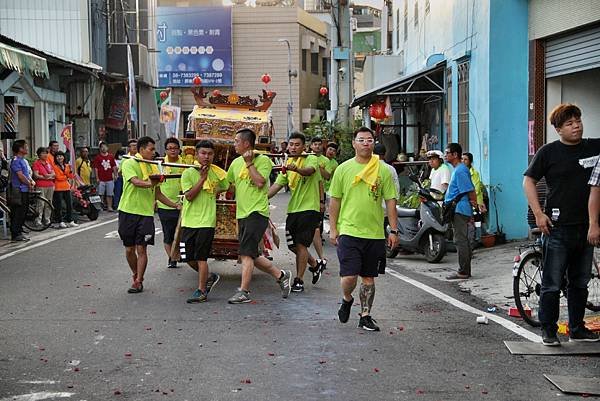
top-left (385, 175), bottom-right (448, 263)
top-left (72, 184), bottom-right (102, 221)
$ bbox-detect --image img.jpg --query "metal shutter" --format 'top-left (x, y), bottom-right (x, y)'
top-left (545, 25), bottom-right (600, 78)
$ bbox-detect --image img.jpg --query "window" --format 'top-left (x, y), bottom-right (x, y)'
top-left (403, 1), bottom-right (408, 41)
top-left (311, 52), bottom-right (319, 75)
top-left (425, 0), bottom-right (430, 15)
top-left (322, 57), bottom-right (328, 78)
top-left (457, 60), bottom-right (470, 150)
top-left (414, 0), bottom-right (419, 27)
top-left (302, 50), bottom-right (307, 71)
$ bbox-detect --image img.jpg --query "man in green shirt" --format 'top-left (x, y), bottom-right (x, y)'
top-left (118, 136), bottom-right (180, 294)
top-left (180, 140), bottom-right (229, 304)
top-left (324, 142), bottom-right (339, 194)
top-left (329, 127), bottom-right (399, 332)
top-left (309, 137), bottom-right (328, 272)
top-left (226, 129), bottom-right (292, 304)
top-left (157, 137), bottom-right (185, 269)
top-left (268, 132), bottom-right (324, 293)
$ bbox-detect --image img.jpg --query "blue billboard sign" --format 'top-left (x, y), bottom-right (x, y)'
top-left (156, 7), bottom-right (232, 87)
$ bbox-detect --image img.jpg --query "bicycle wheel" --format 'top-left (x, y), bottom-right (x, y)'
top-left (513, 251), bottom-right (543, 327)
top-left (586, 259), bottom-right (600, 313)
top-left (23, 196), bottom-right (53, 232)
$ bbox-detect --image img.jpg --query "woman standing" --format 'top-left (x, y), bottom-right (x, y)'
top-left (32, 147), bottom-right (55, 226)
top-left (52, 151), bottom-right (78, 228)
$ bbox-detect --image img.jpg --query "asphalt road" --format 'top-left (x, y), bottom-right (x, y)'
top-left (0, 193), bottom-right (598, 401)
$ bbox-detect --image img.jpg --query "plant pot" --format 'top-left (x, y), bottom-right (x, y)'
top-left (481, 234), bottom-right (496, 248)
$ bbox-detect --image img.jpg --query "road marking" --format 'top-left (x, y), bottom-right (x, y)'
top-left (17, 381), bottom-right (59, 385)
top-left (386, 269), bottom-right (542, 343)
top-left (0, 218), bottom-right (118, 262)
top-left (0, 392), bottom-right (74, 401)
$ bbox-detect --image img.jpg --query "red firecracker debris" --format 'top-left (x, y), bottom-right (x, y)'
top-left (267, 352), bottom-right (275, 356)
top-left (416, 389), bottom-right (425, 395)
top-left (124, 352), bottom-right (132, 357)
top-left (373, 368), bottom-right (380, 373)
top-left (113, 390), bottom-right (122, 395)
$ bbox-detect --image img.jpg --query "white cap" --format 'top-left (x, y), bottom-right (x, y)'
top-left (426, 150), bottom-right (444, 159)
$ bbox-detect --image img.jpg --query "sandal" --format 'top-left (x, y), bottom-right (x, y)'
top-left (127, 279), bottom-right (143, 294)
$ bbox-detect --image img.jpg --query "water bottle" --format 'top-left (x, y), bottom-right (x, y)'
top-left (472, 206), bottom-right (482, 228)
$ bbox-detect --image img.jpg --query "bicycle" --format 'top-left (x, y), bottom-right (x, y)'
top-left (512, 228), bottom-right (600, 327)
top-left (0, 190), bottom-right (54, 232)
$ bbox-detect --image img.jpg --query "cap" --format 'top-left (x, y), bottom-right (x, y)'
top-left (426, 150), bottom-right (444, 159)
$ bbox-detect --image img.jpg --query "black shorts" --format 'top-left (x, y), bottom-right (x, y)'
top-left (337, 235), bottom-right (386, 277)
top-left (238, 212), bottom-right (268, 258)
top-left (157, 208), bottom-right (180, 244)
top-left (286, 210), bottom-right (320, 250)
top-left (179, 227), bottom-right (215, 262)
top-left (118, 211), bottom-right (155, 247)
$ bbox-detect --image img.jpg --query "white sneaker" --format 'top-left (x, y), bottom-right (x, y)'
top-left (67, 221), bottom-right (79, 227)
top-left (34, 219), bottom-right (42, 227)
top-left (59, 222), bottom-right (68, 229)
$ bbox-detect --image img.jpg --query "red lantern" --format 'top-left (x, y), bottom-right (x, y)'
top-left (261, 74), bottom-right (271, 85)
top-left (159, 91), bottom-right (168, 100)
top-left (319, 86), bottom-right (328, 96)
top-left (212, 89), bottom-right (221, 97)
top-left (192, 75), bottom-right (202, 86)
top-left (369, 102), bottom-right (387, 120)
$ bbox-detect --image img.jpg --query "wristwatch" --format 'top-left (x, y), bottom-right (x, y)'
top-left (389, 229), bottom-right (399, 235)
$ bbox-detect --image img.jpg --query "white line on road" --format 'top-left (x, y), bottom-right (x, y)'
top-left (386, 269), bottom-right (542, 343)
top-left (0, 392), bottom-right (74, 401)
top-left (17, 381), bottom-right (59, 385)
top-left (0, 218), bottom-right (118, 262)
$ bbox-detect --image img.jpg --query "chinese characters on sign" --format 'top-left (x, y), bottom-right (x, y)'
top-left (157, 7), bottom-right (232, 87)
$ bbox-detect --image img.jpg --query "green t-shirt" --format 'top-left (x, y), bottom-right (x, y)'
top-left (323, 157), bottom-right (339, 192)
top-left (158, 164), bottom-right (185, 210)
top-left (275, 154), bottom-right (321, 213)
top-left (180, 167), bottom-right (229, 228)
top-left (226, 154), bottom-right (272, 219)
top-left (118, 158), bottom-right (156, 217)
top-left (329, 158), bottom-right (397, 239)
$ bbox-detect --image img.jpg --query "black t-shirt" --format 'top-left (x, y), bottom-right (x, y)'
top-left (524, 138), bottom-right (600, 226)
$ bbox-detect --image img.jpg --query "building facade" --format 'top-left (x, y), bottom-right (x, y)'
top-left (355, 0), bottom-right (530, 239)
top-left (157, 2), bottom-right (329, 145)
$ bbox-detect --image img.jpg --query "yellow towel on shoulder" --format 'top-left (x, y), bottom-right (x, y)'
top-left (286, 156), bottom-right (306, 191)
top-left (164, 156), bottom-right (185, 175)
top-left (353, 155), bottom-right (380, 188)
top-left (135, 153), bottom-right (160, 180)
top-left (193, 161), bottom-right (227, 193)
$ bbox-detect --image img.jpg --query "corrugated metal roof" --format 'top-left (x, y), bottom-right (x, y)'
top-left (545, 25), bottom-right (600, 78)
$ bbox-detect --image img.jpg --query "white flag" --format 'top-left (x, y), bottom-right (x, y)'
top-left (127, 44), bottom-right (138, 123)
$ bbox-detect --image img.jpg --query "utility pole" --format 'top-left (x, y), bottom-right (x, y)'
top-left (331, 0), bottom-right (352, 126)
top-left (278, 38), bottom-right (297, 141)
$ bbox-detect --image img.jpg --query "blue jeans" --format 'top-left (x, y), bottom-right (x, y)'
top-left (539, 225), bottom-right (593, 334)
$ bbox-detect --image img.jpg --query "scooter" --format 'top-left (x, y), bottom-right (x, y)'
top-left (385, 175), bottom-right (448, 263)
top-left (72, 184), bottom-right (102, 221)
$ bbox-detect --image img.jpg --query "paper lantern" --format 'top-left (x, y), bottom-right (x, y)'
top-left (261, 74), bottom-right (271, 85)
top-left (192, 75), bottom-right (202, 86)
top-left (369, 102), bottom-right (387, 120)
top-left (319, 87), bottom-right (328, 96)
top-left (159, 91), bottom-right (168, 100)
top-left (212, 89), bottom-right (221, 97)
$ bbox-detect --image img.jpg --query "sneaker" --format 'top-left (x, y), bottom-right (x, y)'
top-left (228, 289), bottom-right (251, 304)
top-left (186, 289), bottom-right (207, 303)
top-left (206, 273), bottom-right (221, 294)
top-left (127, 281), bottom-right (143, 294)
top-left (358, 315), bottom-right (380, 332)
top-left (34, 218), bottom-right (42, 227)
top-left (319, 259), bottom-right (328, 271)
top-left (338, 297), bottom-right (353, 323)
top-left (11, 235), bottom-right (30, 242)
top-left (67, 221), bottom-right (79, 227)
top-left (541, 330), bottom-right (561, 346)
top-left (167, 260), bottom-right (178, 269)
top-left (291, 277), bottom-right (304, 292)
top-left (278, 270), bottom-right (292, 299)
top-left (569, 327), bottom-right (600, 342)
top-left (59, 222), bottom-right (68, 229)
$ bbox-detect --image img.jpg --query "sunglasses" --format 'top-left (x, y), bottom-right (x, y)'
top-left (355, 138), bottom-right (375, 144)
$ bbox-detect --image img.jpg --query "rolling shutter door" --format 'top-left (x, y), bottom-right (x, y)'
top-left (545, 25), bottom-right (600, 78)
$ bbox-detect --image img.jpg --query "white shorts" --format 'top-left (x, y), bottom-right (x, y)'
top-left (98, 180), bottom-right (115, 196)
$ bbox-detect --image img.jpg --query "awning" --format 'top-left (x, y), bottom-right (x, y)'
top-left (351, 61), bottom-right (446, 108)
top-left (0, 42), bottom-right (49, 78)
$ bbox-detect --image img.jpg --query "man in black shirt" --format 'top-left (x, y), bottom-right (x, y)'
top-left (524, 103), bottom-right (600, 345)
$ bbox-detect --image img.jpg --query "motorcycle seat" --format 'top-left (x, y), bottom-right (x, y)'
top-left (397, 207), bottom-right (418, 218)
